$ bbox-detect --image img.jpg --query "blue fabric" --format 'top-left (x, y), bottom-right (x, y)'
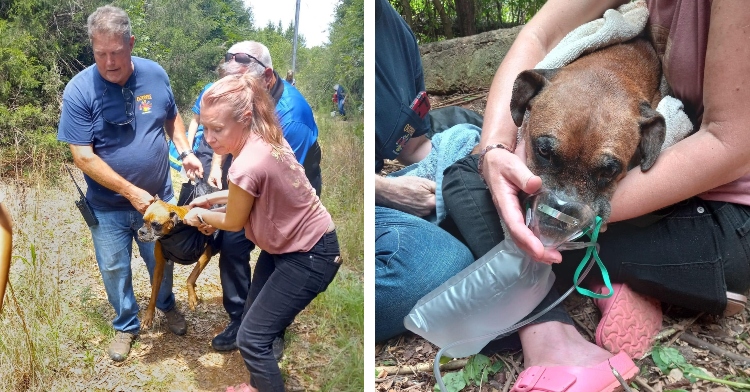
top-left (375, 206), bottom-right (474, 342)
top-left (89, 203), bottom-right (177, 333)
top-left (276, 80), bottom-right (318, 164)
top-left (388, 123), bottom-right (480, 223)
top-left (167, 82), bottom-right (213, 172)
top-left (375, 0), bottom-right (430, 173)
top-left (58, 56), bottom-right (175, 210)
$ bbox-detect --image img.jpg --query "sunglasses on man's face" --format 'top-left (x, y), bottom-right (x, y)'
top-left (225, 52), bottom-right (268, 69)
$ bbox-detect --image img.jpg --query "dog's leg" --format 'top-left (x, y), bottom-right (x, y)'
top-left (186, 246), bottom-right (212, 311)
top-left (143, 241), bottom-right (166, 329)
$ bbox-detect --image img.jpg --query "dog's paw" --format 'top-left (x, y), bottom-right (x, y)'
top-left (187, 292), bottom-right (199, 311)
top-left (142, 311), bottom-right (155, 329)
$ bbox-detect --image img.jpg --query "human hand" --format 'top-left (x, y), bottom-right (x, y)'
top-left (207, 166), bottom-right (223, 190)
top-left (189, 195), bottom-right (212, 209)
top-left (184, 207), bottom-right (213, 235)
top-left (377, 176), bottom-right (436, 217)
top-left (482, 144), bottom-right (562, 264)
top-left (127, 188), bottom-right (155, 214)
top-left (182, 154), bottom-right (203, 180)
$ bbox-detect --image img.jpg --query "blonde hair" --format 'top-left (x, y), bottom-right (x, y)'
top-left (201, 73), bottom-right (283, 148)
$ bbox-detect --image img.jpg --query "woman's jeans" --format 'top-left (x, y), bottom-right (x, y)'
top-left (375, 206), bottom-right (474, 342)
top-left (89, 204), bottom-right (177, 335)
top-left (442, 154), bottom-right (750, 319)
top-left (237, 230), bottom-right (340, 392)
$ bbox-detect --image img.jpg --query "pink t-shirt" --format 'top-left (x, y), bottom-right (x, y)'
top-left (648, 0), bottom-right (750, 206)
top-left (228, 133), bottom-right (332, 254)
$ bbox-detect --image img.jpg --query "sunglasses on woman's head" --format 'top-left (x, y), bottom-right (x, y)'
top-left (225, 52), bottom-right (268, 69)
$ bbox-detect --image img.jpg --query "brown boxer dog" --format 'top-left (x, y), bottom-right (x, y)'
top-left (510, 37), bottom-right (665, 223)
top-left (137, 196), bottom-right (215, 329)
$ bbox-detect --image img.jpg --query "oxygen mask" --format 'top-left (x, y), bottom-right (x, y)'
top-left (524, 189), bottom-right (597, 250)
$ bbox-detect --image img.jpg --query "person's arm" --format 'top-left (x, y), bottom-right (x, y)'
top-left (189, 189), bottom-right (229, 209)
top-left (165, 113), bottom-right (203, 179)
top-left (479, 0), bottom-right (627, 263)
top-left (375, 175), bottom-right (436, 217)
top-left (184, 182), bottom-right (253, 232)
top-left (609, 0), bottom-right (750, 222)
top-left (70, 144), bottom-right (154, 213)
top-left (186, 114), bottom-right (200, 149)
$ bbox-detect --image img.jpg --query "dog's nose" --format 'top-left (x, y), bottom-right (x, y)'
top-left (137, 227), bottom-right (147, 236)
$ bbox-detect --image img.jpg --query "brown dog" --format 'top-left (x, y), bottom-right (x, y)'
top-left (510, 37), bottom-right (665, 223)
top-left (137, 197), bottom-right (215, 329)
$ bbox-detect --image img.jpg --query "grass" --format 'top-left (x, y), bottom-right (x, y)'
top-left (0, 111), bottom-right (364, 391)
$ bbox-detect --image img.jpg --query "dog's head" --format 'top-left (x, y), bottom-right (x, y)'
top-left (509, 58), bottom-right (665, 223)
top-left (137, 196), bottom-right (182, 242)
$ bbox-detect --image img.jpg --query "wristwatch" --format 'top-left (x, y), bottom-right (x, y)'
top-left (177, 150), bottom-right (194, 161)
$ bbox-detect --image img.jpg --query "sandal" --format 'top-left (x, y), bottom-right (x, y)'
top-left (593, 282), bottom-right (662, 358)
top-left (725, 292), bottom-right (747, 317)
top-left (511, 351), bottom-right (638, 392)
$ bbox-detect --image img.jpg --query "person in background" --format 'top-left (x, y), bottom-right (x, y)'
top-left (57, 5), bottom-right (202, 362)
top-left (333, 83), bottom-right (346, 117)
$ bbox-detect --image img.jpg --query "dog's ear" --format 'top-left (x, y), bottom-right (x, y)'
top-left (510, 68), bottom-right (559, 126)
top-left (169, 211), bottom-right (181, 227)
top-left (638, 101), bottom-right (666, 171)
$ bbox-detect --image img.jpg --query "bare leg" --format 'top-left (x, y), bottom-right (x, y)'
top-left (518, 321), bottom-right (614, 368)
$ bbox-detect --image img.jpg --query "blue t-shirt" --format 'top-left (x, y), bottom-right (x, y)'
top-left (192, 80), bottom-right (318, 164)
top-left (375, 0), bottom-right (430, 173)
top-left (58, 56), bottom-right (176, 210)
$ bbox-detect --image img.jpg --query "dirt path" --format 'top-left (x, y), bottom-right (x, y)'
top-left (1, 172), bottom-right (316, 391)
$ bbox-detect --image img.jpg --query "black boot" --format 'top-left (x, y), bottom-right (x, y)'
top-left (212, 319), bottom-right (241, 351)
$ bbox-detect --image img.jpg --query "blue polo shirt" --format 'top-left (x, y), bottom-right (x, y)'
top-left (375, 0), bottom-right (431, 173)
top-left (58, 56), bottom-right (176, 210)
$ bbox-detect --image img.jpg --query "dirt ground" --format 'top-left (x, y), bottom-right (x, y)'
top-left (374, 92), bottom-right (750, 391)
top-left (1, 172), bottom-right (322, 392)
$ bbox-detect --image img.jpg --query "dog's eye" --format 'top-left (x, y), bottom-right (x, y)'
top-left (534, 137), bottom-right (556, 162)
top-left (596, 161), bottom-right (622, 188)
top-left (151, 222), bottom-right (162, 230)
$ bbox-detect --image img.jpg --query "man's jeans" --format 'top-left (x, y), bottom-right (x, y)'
top-left (375, 206), bottom-right (474, 342)
top-left (90, 204), bottom-right (177, 334)
top-left (237, 230), bottom-right (340, 391)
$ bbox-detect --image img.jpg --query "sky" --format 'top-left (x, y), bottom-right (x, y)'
top-left (244, 0), bottom-right (340, 48)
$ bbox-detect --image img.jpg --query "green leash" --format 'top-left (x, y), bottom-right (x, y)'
top-left (572, 216), bottom-right (613, 299)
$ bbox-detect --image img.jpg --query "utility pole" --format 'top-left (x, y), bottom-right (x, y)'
top-left (291, 0), bottom-right (301, 78)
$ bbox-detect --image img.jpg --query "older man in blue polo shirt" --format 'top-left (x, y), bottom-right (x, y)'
top-left (57, 5), bottom-right (202, 362)
top-left (374, 0), bottom-right (475, 343)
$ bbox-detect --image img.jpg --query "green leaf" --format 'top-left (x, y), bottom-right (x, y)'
top-left (463, 354), bottom-right (491, 385)
top-left (433, 371), bottom-right (467, 392)
top-left (489, 359), bottom-right (504, 375)
top-left (439, 356), bottom-right (453, 365)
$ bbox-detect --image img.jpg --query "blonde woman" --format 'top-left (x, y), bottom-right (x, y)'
top-left (184, 73), bottom-right (340, 392)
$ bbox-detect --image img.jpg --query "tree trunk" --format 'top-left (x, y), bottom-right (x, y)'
top-left (455, 0), bottom-right (476, 36)
top-left (398, 0), bottom-right (414, 31)
top-left (431, 0), bottom-right (453, 39)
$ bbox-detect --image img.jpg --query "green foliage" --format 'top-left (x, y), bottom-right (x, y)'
top-left (434, 354), bottom-right (504, 392)
top-left (0, 0), bottom-right (364, 183)
top-left (391, 0), bottom-right (546, 43)
top-left (651, 345), bottom-right (750, 390)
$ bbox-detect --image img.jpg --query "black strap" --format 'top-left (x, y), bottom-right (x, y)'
top-left (65, 165), bottom-right (87, 199)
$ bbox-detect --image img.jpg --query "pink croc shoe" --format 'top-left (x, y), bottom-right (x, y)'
top-left (593, 283), bottom-right (662, 358)
top-left (511, 352), bottom-right (638, 392)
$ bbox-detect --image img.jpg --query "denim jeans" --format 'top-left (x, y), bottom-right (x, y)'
top-left (89, 201), bottom-right (177, 334)
top-left (237, 230), bottom-right (340, 391)
top-left (375, 206), bottom-right (474, 342)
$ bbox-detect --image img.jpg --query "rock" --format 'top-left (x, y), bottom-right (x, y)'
top-left (420, 26), bottom-right (523, 95)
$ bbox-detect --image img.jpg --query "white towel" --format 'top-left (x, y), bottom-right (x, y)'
top-left (532, 0), bottom-right (692, 150)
